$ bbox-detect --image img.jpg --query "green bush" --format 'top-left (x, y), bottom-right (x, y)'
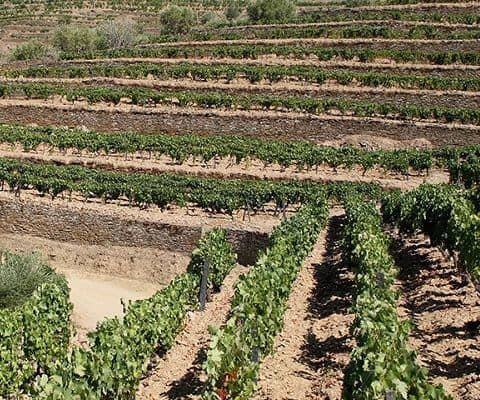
top-left (0, 250), bottom-right (63, 309)
top-left (52, 25), bottom-right (100, 57)
top-left (247, 0), bottom-right (296, 23)
top-left (11, 40), bottom-right (48, 61)
top-left (225, 0), bottom-right (242, 21)
top-left (159, 5), bottom-right (196, 35)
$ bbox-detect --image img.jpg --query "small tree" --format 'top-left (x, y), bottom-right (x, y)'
top-left (225, 0), bottom-right (242, 21)
top-left (53, 25), bottom-right (100, 57)
top-left (247, 0), bottom-right (296, 23)
top-left (159, 5), bottom-right (196, 35)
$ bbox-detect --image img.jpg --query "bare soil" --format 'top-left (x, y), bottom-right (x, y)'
top-left (254, 212), bottom-right (355, 400)
top-left (137, 264), bottom-right (249, 400)
top-left (0, 233), bottom-right (187, 340)
top-left (1, 98), bottom-right (479, 132)
top-left (392, 233), bottom-right (480, 399)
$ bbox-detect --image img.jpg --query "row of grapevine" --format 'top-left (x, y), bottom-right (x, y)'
top-left (0, 257), bottom-right (73, 397)
top-left (155, 24), bottom-right (480, 42)
top-left (202, 196), bottom-right (329, 399)
top-left (33, 228), bottom-right (237, 398)
top-left (450, 156), bottom-right (480, 188)
top-left (243, 9), bottom-right (480, 25)
top-left (381, 184), bottom-right (480, 282)
top-left (342, 196), bottom-right (452, 399)
top-left (7, 62), bottom-right (480, 91)
top-left (2, 82), bottom-right (480, 124)
top-left (59, 44), bottom-right (480, 65)
top-left (0, 157), bottom-right (382, 213)
top-left (0, 123), bottom-right (450, 174)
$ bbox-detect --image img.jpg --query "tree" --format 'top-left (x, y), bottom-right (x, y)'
top-left (159, 5), bottom-right (196, 35)
top-left (247, 0), bottom-right (296, 23)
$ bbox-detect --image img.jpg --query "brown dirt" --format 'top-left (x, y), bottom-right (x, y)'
top-left (392, 233), bottom-right (480, 400)
top-left (0, 184), bottom-right (281, 233)
top-left (0, 101), bottom-right (477, 147)
top-left (0, 232), bottom-right (189, 283)
top-left (0, 233), bottom-right (187, 340)
top-left (1, 97), bottom-right (479, 131)
top-left (254, 212), bottom-right (355, 400)
top-left (136, 264), bottom-right (249, 400)
top-left (0, 144), bottom-right (449, 191)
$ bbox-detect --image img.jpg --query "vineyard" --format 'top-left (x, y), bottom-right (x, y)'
top-left (0, 0), bottom-right (479, 399)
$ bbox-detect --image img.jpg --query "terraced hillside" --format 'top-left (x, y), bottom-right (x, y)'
top-left (0, 1), bottom-right (478, 400)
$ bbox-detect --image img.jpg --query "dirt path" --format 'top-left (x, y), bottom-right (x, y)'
top-left (392, 234), bottom-right (480, 400)
top-left (136, 264), bottom-right (249, 400)
top-left (254, 212), bottom-right (355, 400)
top-left (0, 146), bottom-right (449, 190)
top-left (64, 269), bottom-right (160, 332)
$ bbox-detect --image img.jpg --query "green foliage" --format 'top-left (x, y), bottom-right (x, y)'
top-left (0, 279), bottom-right (73, 397)
top-left (52, 25), bottom-right (100, 57)
top-left (58, 42), bottom-right (480, 66)
top-left (159, 5), bottom-right (196, 35)
top-left (0, 250), bottom-right (63, 309)
top-left (32, 227), bottom-right (236, 398)
top-left (7, 62), bottom-right (480, 92)
top-left (0, 156), bottom-right (381, 214)
top-left (187, 228), bottom-right (237, 291)
top-left (247, 0), bottom-right (296, 23)
top-left (0, 82), bottom-right (478, 125)
top-left (0, 309), bottom-right (32, 397)
top-left (343, 197), bottom-right (452, 400)
top-left (10, 40), bottom-right (48, 61)
top-left (203, 197), bottom-right (328, 399)
top-left (225, 0), bottom-right (242, 20)
top-left (22, 282), bottom-right (73, 375)
top-left (381, 184), bottom-right (480, 283)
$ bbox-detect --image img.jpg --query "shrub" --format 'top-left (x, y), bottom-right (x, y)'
top-left (225, 0), bottom-right (242, 21)
top-left (11, 40), bottom-right (48, 61)
top-left (52, 25), bottom-right (100, 57)
top-left (0, 250), bottom-right (63, 309)
top-left (159, 5), bottom-right (196, 35)
top-left (97, 17), bottom-right (139, 49)
top-left (247, 0), bottom-right (296, 23)
top-left (201, 11), bottom-right (222, 26)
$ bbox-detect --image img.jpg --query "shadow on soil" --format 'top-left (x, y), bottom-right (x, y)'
top-left (390, 234), bottom-right (480, 380)
top-left (299, 214), bottom-right (353, 373)
top-left (165, 349), bottom-right (207, 399)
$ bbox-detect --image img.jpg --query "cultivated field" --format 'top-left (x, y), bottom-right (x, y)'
top-left (0, 0), bottom-right (478, 399)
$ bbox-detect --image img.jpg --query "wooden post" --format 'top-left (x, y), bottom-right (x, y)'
top-left (199, 259), bottom-right (209, 311)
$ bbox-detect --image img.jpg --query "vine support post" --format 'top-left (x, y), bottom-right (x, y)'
top-left (199, 259), bottom-right (209, 312)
